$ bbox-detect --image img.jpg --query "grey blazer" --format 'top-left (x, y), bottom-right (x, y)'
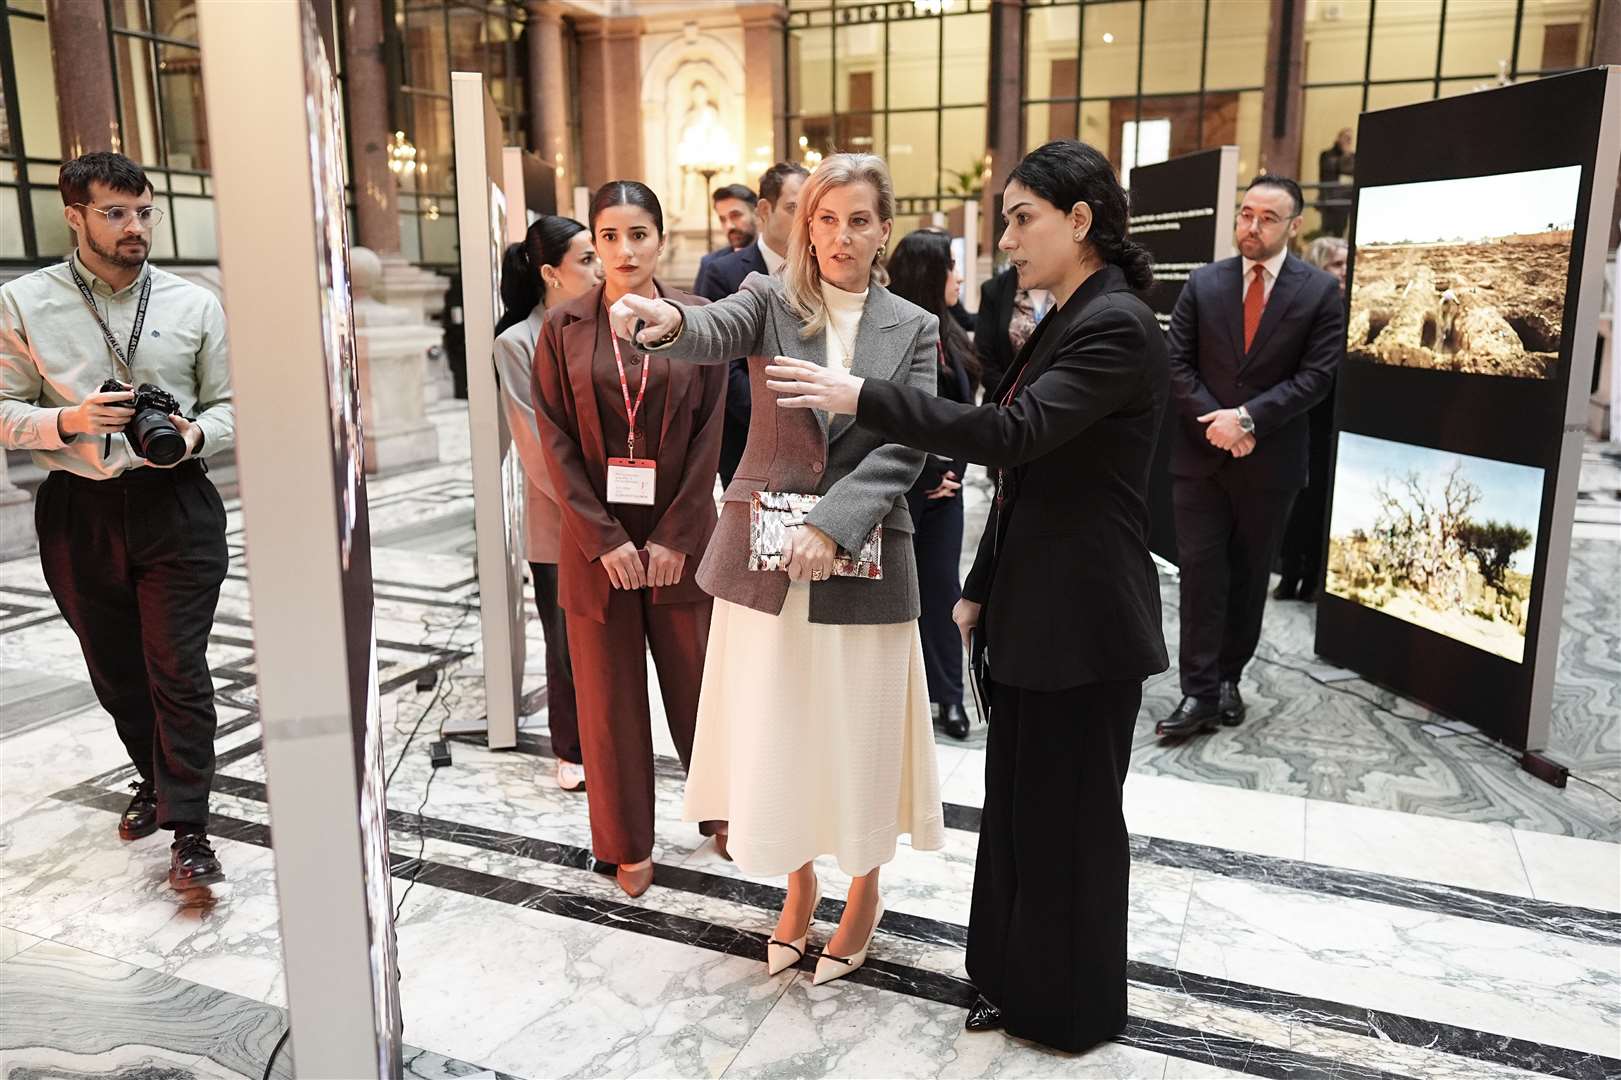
top-left (648, 272), bottom-right (938, 624)
top-left (493, 309), bottom-right (564, 565)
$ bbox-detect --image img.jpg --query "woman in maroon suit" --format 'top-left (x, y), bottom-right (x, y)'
top-left (532, 181), bottom-right (726, 897)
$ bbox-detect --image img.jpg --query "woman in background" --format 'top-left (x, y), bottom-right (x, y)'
top-left (494, 217), bottom-right (601, 791)
top-left (532, 182), bottom-right (726, 898)
top-left (885, 228), bottom-right (980, 740)
top-left (1275, 235), bottom-right (1347, 601)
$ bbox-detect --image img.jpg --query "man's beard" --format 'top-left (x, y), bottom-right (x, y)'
top-left (86, 232), bottom-right (148, 269)
top-left (727, 226), bottom-right (757, 250)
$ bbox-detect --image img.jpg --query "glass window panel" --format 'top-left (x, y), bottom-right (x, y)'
top-left (834, 21), bottom-right (884, 111)
top-left (941, 10), bottom-right (990, 107)
top-left (158, 45), bottom-right (208, 170)
top-left (1517, 10), bottom-right (1591, 75)
top-left (887, 110), bottom-right (939, 199)
top-left (940, 106), bottom-right (987, 197)
top-left (1440, 0), bottom-right (1515, 78)
top-left (1304, 0), bottom-right (1369, 84)
top-left (887, 13), bottom-right (940, 109)
top-left (406, 94), bottom-right (454, 191)
top-left (448, 5), bottom-right (485, 72)
top-left (791, 115), bottom-right (837, 164)
top-left (790, 27), bottom-right (834, 116)
top-left (1231, 87), bottom-right (1262, 185)
top-left (835, 111), bottom-right (882, 157)
top-left (114, 35), bottom-right (164, 166)
top-left (153, 0), bottom-right (199, 41)
top-left (145, 194), bottom-right (176, 259)
top-left (0, 188), bottom-right (23, 257)
top-left (1203, 0), bottom-right (1269, 90)
top-left (1081, 3), bottom-right (1142, 100)
top-left (171, 195), bottom-right (215, 260)
top-left (1141, 0), bottom-right (1204, 95)
top-left (1369, 0), bottom-right (1440, 82)
top-left (30, 188), bottom-right (71, 257)
top-left (1024, 2), bottom-right (1080, 103)
top-left (28, 162), bottom-right (57, 184)
top-left (1023, 102), bottom-right (1052, 153)
top-left (1078, 99), bottom-right (1111, 155)
top-left (1300, 84), bottom-right (1361, 195)
top-left (404, 3), bottom-right (450, 93)
top-left (109, 0), bottom-right (150, 33)
top-left (11, 14), bottom-right (60, 160)
top-left (168, 172), bottom-right (203, 194)
top-left (8, 0), bottom-right (45, 14)
top-left (398, 210), bottom-right (423, 262)
top-left (1364, 79), bottom-right (1434, 114)
top-left (421, 203), bottom-right (458, 264)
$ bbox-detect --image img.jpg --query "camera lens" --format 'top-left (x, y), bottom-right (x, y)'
top-left (130, 407), bottom-right (186, 465)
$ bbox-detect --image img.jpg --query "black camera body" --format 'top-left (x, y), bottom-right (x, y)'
top-left (100, 378), bottom-right (187, 466)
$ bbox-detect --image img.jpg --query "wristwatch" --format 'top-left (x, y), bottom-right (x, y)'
top-left (1237, 405), bottom-right (1255, 434)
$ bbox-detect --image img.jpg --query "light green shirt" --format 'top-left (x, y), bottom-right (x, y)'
top-left (0, 251), bottom-right (234, 479)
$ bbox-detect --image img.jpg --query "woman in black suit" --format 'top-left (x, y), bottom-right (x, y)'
top-left (886, 228), bottom-right (980, 740)
top-left (766, 139), bottom-right (1169, 1054)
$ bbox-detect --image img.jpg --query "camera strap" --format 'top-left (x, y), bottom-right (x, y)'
top-left (68, 259), bottom-right (150, 381)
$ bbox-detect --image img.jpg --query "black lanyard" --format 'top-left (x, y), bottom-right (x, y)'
top-left (68, 260), bottom-right (151, 380)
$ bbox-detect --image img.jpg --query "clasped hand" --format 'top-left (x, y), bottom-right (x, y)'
top-left (783, 524), bottom-right (836, 583)
top-left (1196, 408), bottom-right (1255, 458)
top-left (599, 541), bottom-right (686, 590)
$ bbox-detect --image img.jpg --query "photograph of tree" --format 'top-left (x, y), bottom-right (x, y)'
top-left (1347, 166), bottom-right (1580, 379)
top-left (1326, 433), bottom-right (1544, 662)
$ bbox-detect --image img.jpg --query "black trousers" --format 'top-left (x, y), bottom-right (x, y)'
top-left (909, 491), bottom-right (965, 705)
top-left (1277, 401), bottom-right (1334, 591)
top-left (1172, 470), bottom-right (1298, 701)
top-left (966, 677), bottom-right (1142, 1053)
top-left (529, 562), bottom-right (580, 764)
top-left (35, 463), bottom-right (228, 828)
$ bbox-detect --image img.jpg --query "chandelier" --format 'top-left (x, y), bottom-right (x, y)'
top-left (387, 131), bottom-right (422, 179)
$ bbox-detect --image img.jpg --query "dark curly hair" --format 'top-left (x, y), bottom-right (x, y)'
top-left (1008, 140), bottom-right (1154, 290)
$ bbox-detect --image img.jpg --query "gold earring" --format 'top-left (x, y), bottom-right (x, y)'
top-left (810, 243), bottom-right (817, 256)
top-left (877, 245), bottom-right (886, 259)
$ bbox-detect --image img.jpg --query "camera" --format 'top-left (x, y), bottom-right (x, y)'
top-left (99, 378), bottom-right (187, 466)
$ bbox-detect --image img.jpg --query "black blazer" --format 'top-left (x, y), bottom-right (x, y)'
top-left (907, 340), bottom-right (975, 505)
top-left (857, 264), bottom-right (1170, 692)
top-left (973, 266), bottom-right (1018, 394)
top-left (697, 244), bottom-right (769, 484)
top-left (1166, 254), bottom-right (1342, 488)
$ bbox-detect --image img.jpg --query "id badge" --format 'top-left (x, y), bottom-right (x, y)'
top-left (606, 457), bottom-right (657, 505)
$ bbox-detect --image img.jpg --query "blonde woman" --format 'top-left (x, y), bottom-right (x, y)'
top-left (609, 154), bottom-right (944, 984)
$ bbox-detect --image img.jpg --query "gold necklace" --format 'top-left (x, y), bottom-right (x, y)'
top-left (828, 315), bottom-right (857, 368)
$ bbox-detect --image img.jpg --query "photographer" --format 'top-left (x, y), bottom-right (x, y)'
top-left (0, 152), bottom-right (233, 891)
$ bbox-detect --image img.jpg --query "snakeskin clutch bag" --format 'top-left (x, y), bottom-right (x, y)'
top-left (747, 491), bottom-right (883, 579)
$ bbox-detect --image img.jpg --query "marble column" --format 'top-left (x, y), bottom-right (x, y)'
top-left (738, 3), bottom-right (788, 171)
top-left (1258, 0), bottom-right (1307, 179)
top-left (46, 2), bottom-right (119, 159)
top-left (350, 248), bottom-right (442, 473)
top-left (0, 453), bottom-right (32, 557)
top-left (342, 0), bottom-right (400, 257)
top-left (982, 0), bottom-right (1025, 269)
top-left (575, 15), bottom-right (644, 189)
top-left (526, 0), bottom-right (573, 216)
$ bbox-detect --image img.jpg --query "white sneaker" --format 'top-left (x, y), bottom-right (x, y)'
top-left (556, 760), bottom-right (586, 791)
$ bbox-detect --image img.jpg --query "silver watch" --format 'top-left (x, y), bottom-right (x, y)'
top-left (1237, 407), bottom-right (1255, 434)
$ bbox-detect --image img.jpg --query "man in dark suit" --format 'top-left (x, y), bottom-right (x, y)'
top-left (697, 163), bottom-right (808, 484)
top-left (1158, 174), bottom-right (1343, 739)
top-left (692, 183), bottom-right (759, 297)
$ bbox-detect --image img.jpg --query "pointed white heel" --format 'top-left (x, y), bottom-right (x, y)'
top-left (766, 878), bottom-right (822, 976)
top-left (813, 896), bottom-right (885, 986)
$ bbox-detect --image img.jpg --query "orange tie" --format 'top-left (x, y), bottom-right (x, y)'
top-left (1243, 264), bottom-right (1267, 352)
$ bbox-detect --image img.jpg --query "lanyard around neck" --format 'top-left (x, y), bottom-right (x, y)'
top-left (609, 333), bottom-right (650, 459)
top-left (68, 259), bottom-right (150, 380)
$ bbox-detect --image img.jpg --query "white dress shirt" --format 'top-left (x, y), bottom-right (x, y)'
top-left (757, 236), bottom-right (786, 276)
top-left (1240, 248), bottom-right (1288, 303)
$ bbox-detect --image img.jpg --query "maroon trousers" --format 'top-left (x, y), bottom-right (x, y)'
top-left (565, 589), bottom-right (712, 865)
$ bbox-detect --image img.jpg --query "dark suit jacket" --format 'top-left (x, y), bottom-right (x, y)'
top-left (973, 266), bottom-right (1018, 393)
top-left (648, 272), bottom-right (937, 625)
top-left (691, 245), bottom-right (733, 298)
top-left (697, 244), bottom-right (770, 485)
top-left (857, 264), bottom-right (1171, 692)
top-left (1166, 254), bottom-right (1342, 489)
top-left (532, 282), bottom-right (724, 623)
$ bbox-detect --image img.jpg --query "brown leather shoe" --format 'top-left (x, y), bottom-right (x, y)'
top-left (615, 862), bottom-right (653, 898)
top-left (713, 831), bottom-right (732, 862)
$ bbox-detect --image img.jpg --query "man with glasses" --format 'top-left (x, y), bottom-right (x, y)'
top-left (1157, 174), bottom-right (1343, 740)
top-left (0, 152), bottom-right (233, 888)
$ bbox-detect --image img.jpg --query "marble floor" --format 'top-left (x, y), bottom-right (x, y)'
top-left (2, 405), bottom-right (1617, 1080)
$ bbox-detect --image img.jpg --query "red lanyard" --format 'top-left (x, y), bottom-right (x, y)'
top-left (609, 333), bottom-right (650, 459)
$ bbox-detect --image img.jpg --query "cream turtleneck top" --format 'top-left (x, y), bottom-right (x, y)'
top-left (821, 280), bottom-right (868, 371)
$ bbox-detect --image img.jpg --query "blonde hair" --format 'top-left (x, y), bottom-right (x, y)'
top-left (783, 153), bottom-right (896, 339)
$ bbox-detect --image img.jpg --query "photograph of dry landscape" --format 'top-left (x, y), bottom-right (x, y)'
top-left (1326, 433), bottom-right (1544, 663)
top-left (1347, 166), bottom-right (1581, 380)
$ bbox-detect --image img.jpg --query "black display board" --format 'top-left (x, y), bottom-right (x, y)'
top-left (1128, 146), bottom-right (1239, 563)
top-left (1317, 68), bottom-right (1620, 750)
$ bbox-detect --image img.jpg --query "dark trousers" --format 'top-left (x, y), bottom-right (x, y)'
top-left (565, 591), bottom-right (712, 864)
top-left (35, 463), bottom-right (228, 828)
top-left (966, 678), bottom-right (1142, 1053)
top-left (1172, 470), bottom-right (1298, 700)
top-left (910, 491), bottom-right (965, 705)
top-left (1277, 401), bottom-right (1334, 591)
top-left (529, 562), bottom-right (580, 764)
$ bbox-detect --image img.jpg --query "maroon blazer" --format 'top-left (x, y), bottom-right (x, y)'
top-left (532, 282), bottom-right (724, 623)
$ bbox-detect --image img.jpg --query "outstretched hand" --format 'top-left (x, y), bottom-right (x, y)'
top-left (764, 357), bottom-right (863, 416)
top-left (607, 293), bottom-right (682, 347)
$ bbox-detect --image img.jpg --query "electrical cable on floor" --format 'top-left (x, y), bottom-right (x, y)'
top-left (261, 1026), bottom-right (290, 1080)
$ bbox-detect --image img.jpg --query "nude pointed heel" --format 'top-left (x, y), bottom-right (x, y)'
top-left (766, 878), bottom-right (822, 976)
top-left (812, 896), bottom-right (884, 986)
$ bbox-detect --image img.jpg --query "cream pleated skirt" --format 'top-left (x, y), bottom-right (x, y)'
top-left (682, 582), bottom-right (946, 877)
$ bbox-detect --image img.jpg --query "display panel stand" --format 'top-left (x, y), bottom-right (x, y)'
top-left (196, 0), bottom-right (401, 1074)
top-left (445, 72), bottom-right (524, 750)
top-left (1127, 145), bottom-right (1240, 566)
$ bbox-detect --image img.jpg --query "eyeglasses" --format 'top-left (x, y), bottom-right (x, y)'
top-left (75, 204), bottom-right (165, 230)
top-left (1237, 208), bottom-right (1296, 230)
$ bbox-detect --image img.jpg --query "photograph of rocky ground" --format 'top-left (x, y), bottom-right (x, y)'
top-left (1327, 433), bottom-right (1544, 663)
top-left (1346, 166), bottom-right (1580, 380)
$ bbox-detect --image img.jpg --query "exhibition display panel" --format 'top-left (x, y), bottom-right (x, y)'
top-left (447, 71), bottom-right (525, 750)
top-left (196, 0), bottom-right (401, 1073)
top-left (1318, 67), bottom-right (1621, 752)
